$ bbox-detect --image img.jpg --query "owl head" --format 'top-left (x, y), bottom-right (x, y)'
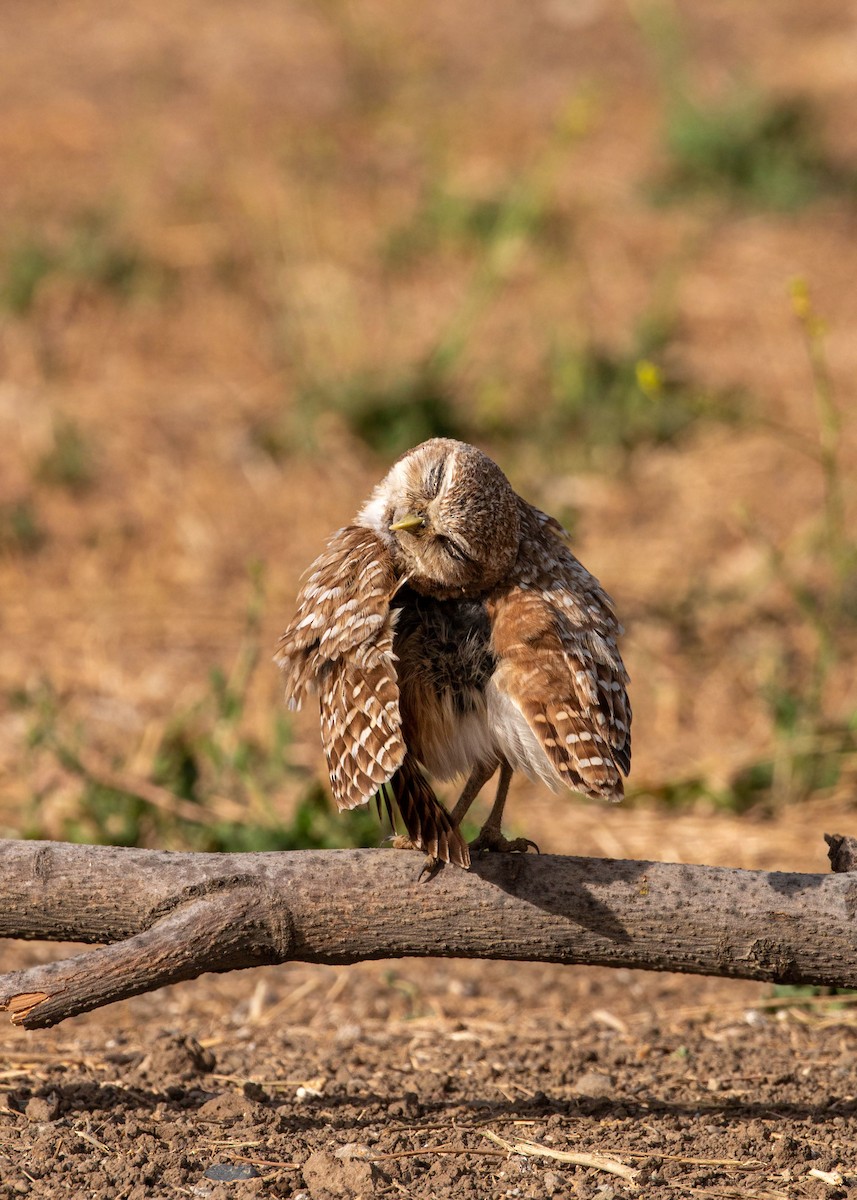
top-left (360, 438), bottom-right (521, 597)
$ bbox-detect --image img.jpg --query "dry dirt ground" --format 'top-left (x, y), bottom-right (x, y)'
top-left (3, 805), bottom-right (857, 1200)
top-left (2, 0), bottom-right (857, 1196)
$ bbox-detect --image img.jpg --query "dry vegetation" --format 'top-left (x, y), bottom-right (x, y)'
top-left (2, 0), bottom-right (857, 1196)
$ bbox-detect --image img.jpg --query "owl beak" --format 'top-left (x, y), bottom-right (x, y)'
top-left (389, 513), bottom-right (425, 533)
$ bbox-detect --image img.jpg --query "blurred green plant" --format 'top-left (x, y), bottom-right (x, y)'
top-left (269, 94), bottom-right (595, 460)
top-left (538, 317), bottom-right (744, 463)
top-left (628, 775), bottom-right (713, 811)
top-left (326, 92), bottom-right (746, 467)
top-left (0, 498), bottom-right (46, 556)
top-left (728, 714), bottom-right (857, 812)
top-left (63, 210), bottom-right (145, 297)
top-left (763, 983), bottom-right (857, 1012)
top-left (36, 417), bottom-right (97, 494)
top-left (1, 243), bottom-right (55, 315)
top-left (634, 1), bottom-right (854, 210)
top-left (724, 281), bottom-right (857, 808)
top-left (0, 210), bottom-right (173, 315)
top-left (622, 279), bottom-right (856, 815)
top-left (19, 565), bottom-right (395, 853)
top-left (383, 183), bottom-right (568, 270)
top-left (227, 780), bottom-right (383, 854)
top-left (320, 0), bottom-right (398, 116)
top-left (301, 356), bottom-right (469, 459)
top-left (658, 93), bottom-right (843, 211)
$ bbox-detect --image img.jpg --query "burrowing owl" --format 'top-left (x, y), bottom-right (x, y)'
top-left (276, 438), bottom-right (630, 868)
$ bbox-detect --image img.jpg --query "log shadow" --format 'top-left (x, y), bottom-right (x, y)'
top-left (466, 852), bottom-right (653, 946)
top-left (11, 1078), bottom-right (856, 1134)
top-left (280, 1087), bottom-right (857, 1130)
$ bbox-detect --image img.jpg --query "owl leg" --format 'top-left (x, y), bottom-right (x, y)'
top-left (469, 761), bottom-right (539, 856)
top-left (448, 761), bottom-right (499, 828)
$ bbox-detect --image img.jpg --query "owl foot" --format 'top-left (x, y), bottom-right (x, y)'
top-left (387, 834), bottom-right (420, 853)
top-left (387, 835), bottom-right (445, 880)
top-left (469, 828), bottom-right (540, 857)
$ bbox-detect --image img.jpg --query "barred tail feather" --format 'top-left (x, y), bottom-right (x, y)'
top-left (379, 757), bottom-right (470, 868)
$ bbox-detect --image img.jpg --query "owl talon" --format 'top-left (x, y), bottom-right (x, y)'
top-left (469, 829), bottom-right (540, 856)
top-left (418, 855), bottom-right (444, 881)
top-left (387, 835), bottom-right (445, 879)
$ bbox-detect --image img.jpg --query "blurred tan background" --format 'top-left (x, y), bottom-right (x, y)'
top-left (1, 0), bottom-right (856, 868)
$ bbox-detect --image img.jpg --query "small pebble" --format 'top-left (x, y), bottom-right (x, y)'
top-left (25, 1095), bottom-right (60, 1123)
top-left (203, 1163), bottom-right (261, 1181)
top-left (571, 1070), bottom-right (614, 1099)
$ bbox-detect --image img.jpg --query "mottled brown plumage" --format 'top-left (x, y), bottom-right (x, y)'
top-left (275, 438), bottom-right (631, 868)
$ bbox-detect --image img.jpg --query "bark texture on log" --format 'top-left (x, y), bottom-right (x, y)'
top-left (1, 836), bottom-right (855, 1029)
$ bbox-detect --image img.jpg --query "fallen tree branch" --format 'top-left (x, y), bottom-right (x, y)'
top-left (0, 834), bottom-right (855, 1029)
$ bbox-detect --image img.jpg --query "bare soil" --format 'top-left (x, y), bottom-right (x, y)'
top-left (2, 0), bottom-right (857, 1196)
top-left (2, 807), bottom-right (857, 1199)
top-left (2, 953), bottom-right (857, 1200)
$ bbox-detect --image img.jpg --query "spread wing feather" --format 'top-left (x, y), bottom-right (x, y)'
top-left (276, 525), bottom-right (405, 811)
top-left (276, 524), bottom-right (467, 865)
top-left (487, 504), bottom-right (631, 799)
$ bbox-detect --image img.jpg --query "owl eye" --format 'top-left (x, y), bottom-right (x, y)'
top-left (435, 533), bottom-right (473, 564)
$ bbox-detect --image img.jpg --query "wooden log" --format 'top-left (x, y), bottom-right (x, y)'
top-left (0, 835), bottom-right (855, 1029)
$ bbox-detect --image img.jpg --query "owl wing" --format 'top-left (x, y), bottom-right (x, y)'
top-left (275, 525), bottom-right (405, 811)
top-left (487, 507), bottom-right (631, 800)
top-left (276, 525), bottom-right (469, 866)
